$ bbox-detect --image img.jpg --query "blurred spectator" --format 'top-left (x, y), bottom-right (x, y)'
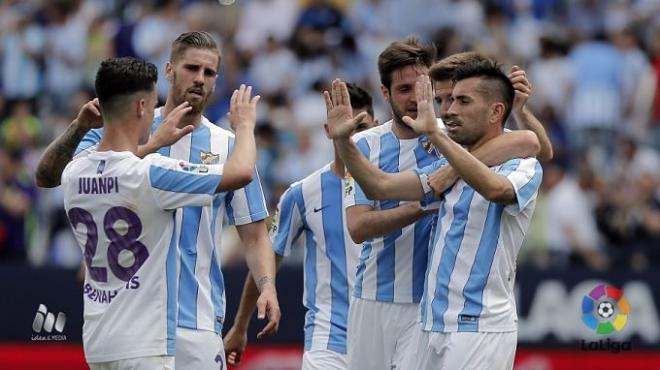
top-left (132, 0), bottom-right (185, 101)
top-left (0, 100), bottom-right (42, 149)
top-left (234, 0), bottom-right (299, 52)
top-left (43, 0), bottom-right (89, 114)
top-left (539, 160), bottom-right (609, 270)
top-left (0, 147), bottom-right (37, 263)
top-left (0, 5), bottom-right (44, 102)
top-left (566, 31), bottom-right (626, 162)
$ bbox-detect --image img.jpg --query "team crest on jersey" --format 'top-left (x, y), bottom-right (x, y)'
top-left (200, 151), bottom-right (220, 164)
top-left (344, 177), bottom-right (354, 198)
top-left (268, 208), bottom-right (279, 234)
top-left (178, 161), bottom-right (209, 173)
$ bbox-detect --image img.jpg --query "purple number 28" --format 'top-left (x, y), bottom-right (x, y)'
top-left (68, 207), bottom-right (149, 282)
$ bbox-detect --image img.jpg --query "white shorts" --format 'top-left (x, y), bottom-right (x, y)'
top-left (413, 330), bottom-right (517, 370)
top-left (302, 349), bottom-right (347, 370)
top-left (89, 356), bottom-right (174, 370)
top-left (175, 327), bottom-right (226, 370)
top-left (347, 297), bottom-right (418, 370)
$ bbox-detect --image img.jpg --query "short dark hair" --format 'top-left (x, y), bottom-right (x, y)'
top-left (95, 57), bottom-right (157, 115)
top-left (429, 52), bottom-right (493, 82)
top-left (346, 82), bottom-right (374, 118)
top-left (377, 37), bottom-right (436, 89)
top-left (170, 31), bottom-right (220, 66)
top-left (452, 59), bottom-right (514, 125)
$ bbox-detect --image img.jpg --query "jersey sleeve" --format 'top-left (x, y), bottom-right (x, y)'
top-left (225, 169), bottom-right (269, 226)
top-left (497, 158), bottom-right (543, 215)
top-left (414, 158), bottom-right (449, 206)
top-left (270, 184), bottom-right (305, 257)
top-left (146, 154), bottom-right (223, 210)
top-left (74, 128), bottom-right (104, 157)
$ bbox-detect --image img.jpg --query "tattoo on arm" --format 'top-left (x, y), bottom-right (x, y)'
top-left (256, 276), bottom-right (274, 292)
top-left (35, 123), bottom-right (88, 187)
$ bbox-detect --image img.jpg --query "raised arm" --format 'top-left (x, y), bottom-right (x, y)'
top-left (217, 84), bottom-right (260, 192)
top-left (405, 75), bottom-right (518, 204)
top-left (346, 203), bottom-right (429, 243)
top-left (35, 99), bottom-right (102, 187)
top-left (509, 65), bottom-right (553, 161)
top-left (325, 79), bottom-right (424, 201)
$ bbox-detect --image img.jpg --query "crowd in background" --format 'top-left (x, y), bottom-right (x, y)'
top-left (0, 0), bottom-right (658, 272)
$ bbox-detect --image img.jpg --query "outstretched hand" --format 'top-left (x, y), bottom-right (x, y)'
top-left (229, 84), bottom-right (260, 131)
top-left (402, 75), bottom-right (439, 135)
top-left (150, 102), bottom-right (194, 149)
top-left (324, 79), bottom-right (368, 140)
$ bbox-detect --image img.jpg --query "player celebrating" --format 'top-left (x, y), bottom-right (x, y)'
top-left (223, 84), bottom-right (377, 369)
top-left (327, 60), bottom-right (542, 370)
top-left (342, 39), bottom-right (543, 370)
top-left (35, 32), bottom-right (280, 370)
top-left (63, 57), bottom-right (259, 369)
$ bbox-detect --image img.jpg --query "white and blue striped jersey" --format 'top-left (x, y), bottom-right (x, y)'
top-left (271, 163), bottom-right (360, 354)
top-left (75, 108), bottom-right (268, 334)
top-left (345, 120), bottom-right (442, 303)
top-left (62, 150), bottom-right (224, 363)
top-left (415, 157), bottom-right (542, 332)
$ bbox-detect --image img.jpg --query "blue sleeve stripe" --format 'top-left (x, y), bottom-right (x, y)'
top-left (355, 137), bottom-right (370, 158)
top-left (272, 184), bottom-right (303, 255)
top-left (149, 165), bottom-right (221, 195)
top-left (74, 128), bottom-right (104, 156)
top-left (244, 169), bottom-right (269, 222)
top-left (516, 161), bottom-right (543, 210)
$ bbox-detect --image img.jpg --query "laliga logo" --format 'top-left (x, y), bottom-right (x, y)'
top-left (581, 284), bottom-right (631, 334)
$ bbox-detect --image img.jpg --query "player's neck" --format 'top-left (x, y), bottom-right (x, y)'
top-left (162, 100), bottom-right (203, 128)
top-left (467, 128), bottom-right (503, 153)
top-left (97, 125), bottom-right (139, 155)
top-left (392, 117), bottom-right (419, 140)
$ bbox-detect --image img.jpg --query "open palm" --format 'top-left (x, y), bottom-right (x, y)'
top-left (324, 79), bottom-right (366, 139)
top-left (403, 75), bottom-right (439, 135)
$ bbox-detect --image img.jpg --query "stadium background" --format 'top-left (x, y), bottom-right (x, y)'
top-left (1, 0), bottom-right (659, 369)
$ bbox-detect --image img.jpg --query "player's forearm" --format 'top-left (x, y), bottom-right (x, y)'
top-left (336, 138), bottom-right (387, 198)
top-left (233, 254), bottom-right (283, 331)
top-left (218, 126), bottom-right (256, 191)
top-left (348, 203), bottom-right (426, 243)
top-left (513, 106), bottom-right (553, 161)
top-left (35, 119), bottom-right (89, 187)
top-left (429, 131), bottom-right (515, 204)
top-left (243, 234), bottom-right (277, 295)
top-left (471, 130), bottom-right (539, 166)
top-left (232, 273), bottom-right (262, 331)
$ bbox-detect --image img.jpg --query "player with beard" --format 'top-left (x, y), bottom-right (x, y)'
top-left (340, 38), bottom-right (543, 370)
top-left (35, 31), bottom-right (280, 370)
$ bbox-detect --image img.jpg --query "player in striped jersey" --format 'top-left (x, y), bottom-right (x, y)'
top-left (328, 61), bottom-right (542, 369)
top-left (62, 57), bottom-right (259, 369)
top-left (341, 39), bottom-right (545, 370)
top-left (35, 32), bottom-right (280, 370)
top-left (223, 83), bottom-right (377, 369)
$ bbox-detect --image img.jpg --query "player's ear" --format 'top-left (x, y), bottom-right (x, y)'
top-left (137, 98), bottom-right (146, 118)
top-left (165, 62), bottom-right (173, 82)
top-left (380, 85), bottom-right (390, 103)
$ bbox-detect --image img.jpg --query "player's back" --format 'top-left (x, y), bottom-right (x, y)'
top-left (62, 149), bottom-right (222, 363)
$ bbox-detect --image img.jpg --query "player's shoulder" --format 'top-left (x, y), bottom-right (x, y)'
top-left (201, 117), bottom-right (234, 138)
top-left (298, 163), bottom-right (332, 187)
top-left (352, 120), bottom-right (394, 143)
